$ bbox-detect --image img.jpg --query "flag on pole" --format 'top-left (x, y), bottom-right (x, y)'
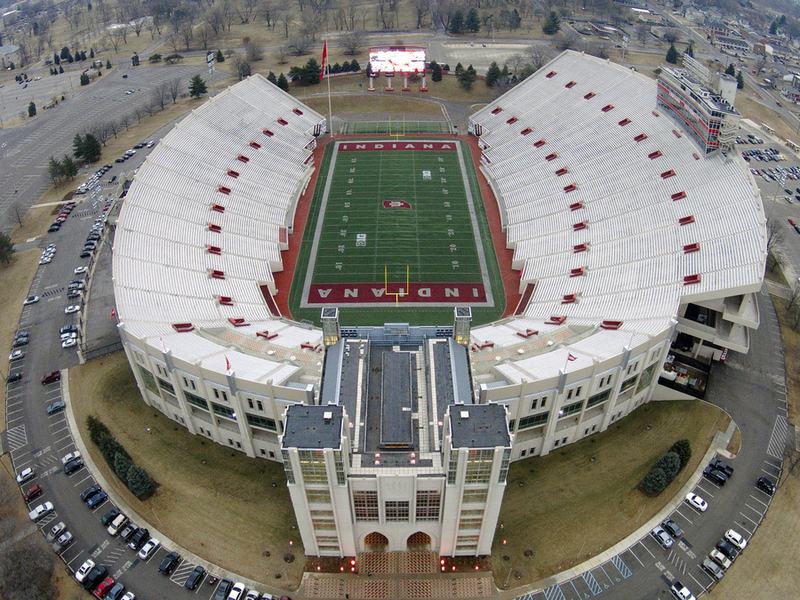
top-left (320, 40), bottom-right (328, 82)
top-left (225, 355), bottom-right (231, 371)
top-left (110, 308), bottom-right (116, 319)
top-left (567, 352), bottom-right (577, 362)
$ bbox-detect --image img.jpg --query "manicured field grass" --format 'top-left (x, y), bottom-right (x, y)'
top-left (341, 120), bottom-right (451, 134)
top-left (289, 139), bottom-right (506, 326)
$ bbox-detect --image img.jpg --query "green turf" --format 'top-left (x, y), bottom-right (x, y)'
top-left (341, 120), bottom-right (451, 134)
top-left (287, 139), bottom-right (505, 326)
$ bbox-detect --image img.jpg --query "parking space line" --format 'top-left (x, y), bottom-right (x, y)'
top-left (626, 546), bottom-right (644, 567)
top-left (73, 473), bottom-right (93, 487)
top-left (744, 502), bottom-right (764, 517)
top-left (673, 508), bottom-right (694, 525)
top-left (689, 572), bottom-right (707, 593)
top-left (695, 482), bottom-right (715, 497)
top-left (636, 540), bottom-right (656, 559)
top-left (749, 494), bottom-right (769, 508)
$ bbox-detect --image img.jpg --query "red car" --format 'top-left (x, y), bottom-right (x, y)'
top-left (789, 218), bottom-right (796, 227)
top-left (23, 484), bottom-right (43, 502)
top-left (93, 577), bottom-right (115, 598)
top-left (41, 371), bottom-right (61, 385)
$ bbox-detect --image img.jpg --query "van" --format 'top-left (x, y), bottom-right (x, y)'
top-left (108, 513), bottom-right (128, 536)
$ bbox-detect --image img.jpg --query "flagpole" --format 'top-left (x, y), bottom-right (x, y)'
top-left (325, 40), bottom-right (334, 139)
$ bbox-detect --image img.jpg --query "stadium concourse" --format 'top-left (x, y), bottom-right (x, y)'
top-left (111, 50), bottom-right (766, 559)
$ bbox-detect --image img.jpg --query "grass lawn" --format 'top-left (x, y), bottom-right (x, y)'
top-left (709, 296), bottom-right (800, 597)
top-left (0, 251), bottom-right (41, 424)
top-left (68, 353), bottom-right (304, 589)
top-left (494, 400), bottom-right (730, 589)
top-left (736, 93), bottom-right (799, 142)
top-left (302, 94), bottom-right (444, 120)
top-left (288, 139), bottom-right (506, 326)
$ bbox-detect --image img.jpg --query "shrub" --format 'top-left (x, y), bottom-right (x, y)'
top-left (670, 439), bottom-right (691, 470)
top-left (640, 467), bottom-right (669, 496)
top-left (113, 451), bottom-right (133, 481)
top-left (126, 465), bottom-right (157, 500)
top-left (654, 451), bottom-right (681, 480)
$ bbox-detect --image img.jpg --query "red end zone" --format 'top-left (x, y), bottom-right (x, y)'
top-left (307, 282), bottom-right (487, 304)
top-left (338, 141), bottom-right (457, 152)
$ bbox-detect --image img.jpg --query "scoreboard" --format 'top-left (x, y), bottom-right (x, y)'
top-left (368, 46), bottom-right (427, 75)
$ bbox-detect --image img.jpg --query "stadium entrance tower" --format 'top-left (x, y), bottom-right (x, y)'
top-left (280, 314), bottom-right (511, 558)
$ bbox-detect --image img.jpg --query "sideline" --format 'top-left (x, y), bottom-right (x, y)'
top-left (61, 368), bottom-right (291, 596)
top-left (498, 417), bottom-right (737, 599)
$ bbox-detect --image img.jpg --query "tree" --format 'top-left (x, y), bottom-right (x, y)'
top-left (669, 440), bottom-right (692, 470)
top-left (289, 57), bottom-right (322, 86)
top-left (770, 20), bottom-right (778, 35)
top-left (458, 64), bottom-right (477, 90)
top-left (654, 451), bottom-right (682, 480)
top-left (59, 46), bottom-right (71, 60)
top-left (666, 44), bottom-right (679, 65)
top-left (48, 156), bottom-right (64, 182)
top-left (486, 61), bottom-right (501, 87)
top-left (106, 59), bottom-right (112, 69)
top-left (113, 451), bottom-right (133, 481)
top-left (90, 48), bottom-right (95, 58)
top-left (267, 71), bottom-right (277, 85)
top-left (276, 73), bottom-right (289, 92)
top-left (80, 72), bottom-right (90, 86)
top-left (58, 65), bottom-right (64, 74)
top-left (233, 57), bottom-right (251, 80)
top-left (737, 71), bottom-right (745, 89)
top-left (686, 41), bottom-right (694, 58)
top-left (455, 62), bottom-right (464, 75)
top-left (640, 467), bottom-right (669, 495)
top-left (244, 37), bottom-right (263, 62)
top-left (27, 101), bottom-right (36, 117)
top-left (53, 52), bottom-right (60, 65)
top-left (168, 77), bottom-right (181, 103)
top-left (350, 59), bottom-right (360, 71)
top-left (216, 49), bottom-right (225, 63)
top-left (0, 231), bottom-right (13, 263)
top-left (465, 8), bottom-right (480, 33)
top-left (78, 134), bottom-right (101, 163)
top-left (662, 28), bottom-right (679, 45)
top-left (725, 63), bottom-right (736, 76)
top-left (151, 82), bottom-right (169, 110)
top-left (542, 11), bottom-right (561, 35)
top-left (340, 30), bottom-right (366, 56)
top-left (189, 74), bottom-right (208, 98)
top-left (431, 60), bottom-right (443, 82)
top-left (126, 464), bottom-right (157, 499)
top-left (72, 134), bottom-right (84, 160)
top-left (449, 10), bottom-right (464, 34)
top-left (61, 155), bottom-right (77, 178)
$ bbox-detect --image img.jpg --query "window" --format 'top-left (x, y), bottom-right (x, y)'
top-left (282, 450), bottom-right (295, 484)
top-left (211, 402), bottom-right (235, 420)
top-left (247, 398), bottom-right (254, 409)
top-left (517, 412), bottom-right (549, 430)
top-left (620, 376), bottom-right (637, 393)
top-left (498, 448), bottom-right (511, 483)
top-left (459, 517), bottom-right (483, 530)
top-left (462, 489), bottom-right (488, 504)
top-left (184, 391), bottom-right (208, 410)
top-left (586, 389), bottom-right (611, 408)
top-left (560, 401), bottom-right (582, 417)
top-left (157, 377), bottom-right (174, 395)
top-left (447, 451), bottom-right (459, 484)
top-left (312, 519), bottom-right (337, 530)
top-left (334, 450), bottom-right (346, 485)
top-left (415, 491), bottom-right (441, 521)
top-left (465, 449), bottom-right (494, 484)
top-left (307, 489), bottom-right (331, 504)
top-left (246, 413), bottom-right (277, 431)
top-left (299, 450), bottom-right (328, 484)
top-left (353, 491), bottom-right (379, 521)
top-left (385, 500), bottom-right (409, 522)
top-left (138, 367), bottom-right (158, 394)
top-left (637, 363), bottom-right (658, 393)
top-left (520, 449), bottom-right (527, 458)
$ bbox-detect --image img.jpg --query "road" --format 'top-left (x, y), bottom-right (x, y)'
top-left (0, 61), bottom-right (222, 233)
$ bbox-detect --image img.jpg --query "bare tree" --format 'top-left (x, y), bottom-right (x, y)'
top-left (237, 0), bottom-right (259, 23)
top-left (276, 44), bottom-right (289, 64)
top-left (526, 45), bottom-right (552, 73)
top-left (168, 77), bottom-right (182, 103)
top-left (339, 30), bottom-right (366, 55)
top-left (288, 35), bottom-right (313, 55)
top-left (557, 30), bottom-right (579, 51)
top-left (205, 7), bottom-right (224, 35)
top-left (244, 38), bottom-right (264, 61)
top-left (221, 0), bottom-right (236, 31)
top-left (151, 82), bottom-right (170, 111)
top-left (11, 201), bottom-right (25, 226)
top-left (766, 218), bottom-right (784, 272)
top-left (636, 23), bottom-right (650, 46)
top-left (179, 22), bottom-right (193, 50)
top-left (279, 11), bottom-right (292, 38)
top-left (411, 0), bottom-right (430, 28)
top-left (197, 24), bottom-right (212, 50)
top-left (662, 28), bottom-right (680, 45)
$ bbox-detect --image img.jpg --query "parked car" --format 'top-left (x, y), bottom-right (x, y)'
top-left (716, 539), bottom-right (739, 561)
top-left (7, 371), bottom-right (22, 382)
top-left (650, 525), bottom-right (674, 549)
top-left (709, 458), bottom-right (734, 477)
top-left (53, 530), bottom-right (74, 552)
top-left (75, 559), bottom-right (95, 583)
top-left (214, 579), bottom-right (234, 600)
top-left (756, 476), bottom-right (776, 495)
top-left (23, 295), bottom-right (39, 305)
top-left (661, 519), bottom-right (683, 539)
top-left (28, 501), bottom-right (54, 521)
top-left (120, 593), bottom-right (136, 600)
top-left (669, 580), bottom-right (695, 600)
top-left (46, 399), bottom-right (66, 415)
top-left (64, 305), bottom-right (81, 314)
top-left (16, 467), bottom-right (35, 484)
top-left (685, 492), bottom-right (708, 512)
top-left (63, 456), bottom-right (84, 475)
top-left (184, 565), bottom-right (206, 590)
top-left (9, 349), bottom-right (24, 361)
top-left (62, 451), bottom-right (82, 465)
top-left (106, 583), bottom-right (126, 600)
top-left (83, 566), bottom-right (109, 591)
top-left (108, 513), bottom-right (128, 536)
top-left (702, 466), bottom-right (728, 486)
top-left (101, 507), bottom-right (121, 527)
top-left (137, 538), bottom-right (160, 560)
top-left (724, 529), bottom-right (747, 550)
top-left (47, 521), bottom-right (66, 542)
top-left (158, 551), bottom-right (181, 575)
top-left (244, 591), bottom-right (261, 600)
top-left (709, 548), bottom-right (732, 570)
top-left (23, 483), bottom-right (43, 501)
top-left (127, 527), bottom-right (150, 550)
top-left (227, 582), bottom-right (246, 600)
top-left (87, 491), bottom-right (108, 509)
top-left (701, 557), bottom-right (724, 580)
top-left (119, 522), bottom-right (137, 542)
top-left (41, 371), bottom-right (61, 384)
top-left (74, 266), bottom-right (88, 274)
top-left (93, 575), bottom-right (115, 597)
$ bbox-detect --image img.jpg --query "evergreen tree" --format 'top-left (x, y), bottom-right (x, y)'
top-left (666, 43), bottom-right (679, 64)
top-left (80, 50), bottom-right (87, 61)
top-left (725, 63), bottom-right (736, 76)
top-left (58, 64), bottom-right (64, 74)
top-left (48, 156), bottom-right (64, 182)
top-left (189, 74), bottom-right (208, 98)
top-left (736, 70), bottom-right (745, 89)
top-left (486, 61), bottom-right (501, 87)
top-left (80, 72), bottom-right (90, 85)
top-left (465, 8), bottom-right (480, 33)
top-left (449, 10), bottom-right (464, 34)
top-left (0, 232), bottom-right (15, 265)
top-left (90, 47), bottom-right (95, 58)
top-left (126, 464), bottom-right (157, 499)
top-left (455, 62), bottom-right (464, 75)
top-left (654, 451), bottom-right (682, 480)
top-left (769, 20), bottom-right (778, 35)
top-left (81, 134), bottom-right (102, 162)
top-left (60, 46), bottom-right (70, 60)
top-left (267, 71), bottom-right (277, 84)
top-left (277, 73), bottom-right (289, 91)
top-left (669, 439), bottom-right (692, 469)
top-left (73, 134), bottom-right (84, 160)
top-left (53, 52), bottom-right (60, 65)
top-left (216, 49), bottom-right (225, 62)
top-left (350, 59), bottom-right (360, 71)
top-left (640, 467), bottom-right (669, 495)
top-left (458, 64), bottom-right (477, 90)
top-left (430, 61), bottom-right (443, 82)
top-left (543, 11), bottom-right (561, 35)
top-left (61, 154), bottom-right (78, 178)
top-left (106, 59), bottom-right (112, 69)
top-left (686, 41), bottom-right (694, 58)
top-left (27, 101), bottom-right (36, 117)
top-left (113, 451), bottom-right (133, 481)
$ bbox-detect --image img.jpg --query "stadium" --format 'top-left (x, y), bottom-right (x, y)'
top-left (112, 50), bottom-right (767, 558)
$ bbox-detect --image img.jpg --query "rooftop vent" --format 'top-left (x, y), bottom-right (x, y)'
top-left (460, 410), bottom-right (470, 419)
top-left (323, 410), bottom-right (333, 422)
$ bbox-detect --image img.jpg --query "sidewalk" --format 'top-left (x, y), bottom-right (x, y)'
top-left (498, 417), bottom-right (737, 599)
top-left (61, 369), bottom-right (291, 598)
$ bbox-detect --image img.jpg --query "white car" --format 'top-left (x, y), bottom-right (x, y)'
top-left (670, 581), bottom-right (695, 600)
top-left (137, 538), bottom-right (161, 560)
top-left (227, 583), bottom-right (246, 600)
top-left (61, 451), bottom-right (81, 465)
top-left (709, 548), bottom-right (732, 570)
top-left (685, 492), bottom-right (708, 512)
top-left (74, 266), bottom-right (88, 274)
top-left (28, 501), bottom-right (54, 521)
top-left (146, 140), bottom-right (155, 148)
top-left (23, 295), bottom-right (39, 305)
top-left (64, 305), bottom-right (80, 314)
top-left (62, 338), bottom-right (77, 348)
top-left (75, 558), bottom-right (95, 583)
top-left (16, 467), bottom-right (35, 484)
top-left (724, 529), bottom-right (748, 550)
top-left (9, 349), bottom-right (24, 361)
top-left (120, 593), bottom-right (136, 600)
top-left (244, 591), bottom-right (260, 600)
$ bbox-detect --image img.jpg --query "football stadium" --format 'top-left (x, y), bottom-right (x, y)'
top-left (112, 49), bottom-right (767, 558)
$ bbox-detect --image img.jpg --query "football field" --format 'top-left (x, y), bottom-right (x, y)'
top-left (290, 139), bottom-right (505, 325)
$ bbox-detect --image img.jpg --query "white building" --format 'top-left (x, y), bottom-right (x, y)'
top-left (113, 53), bottom-right (766, 559)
